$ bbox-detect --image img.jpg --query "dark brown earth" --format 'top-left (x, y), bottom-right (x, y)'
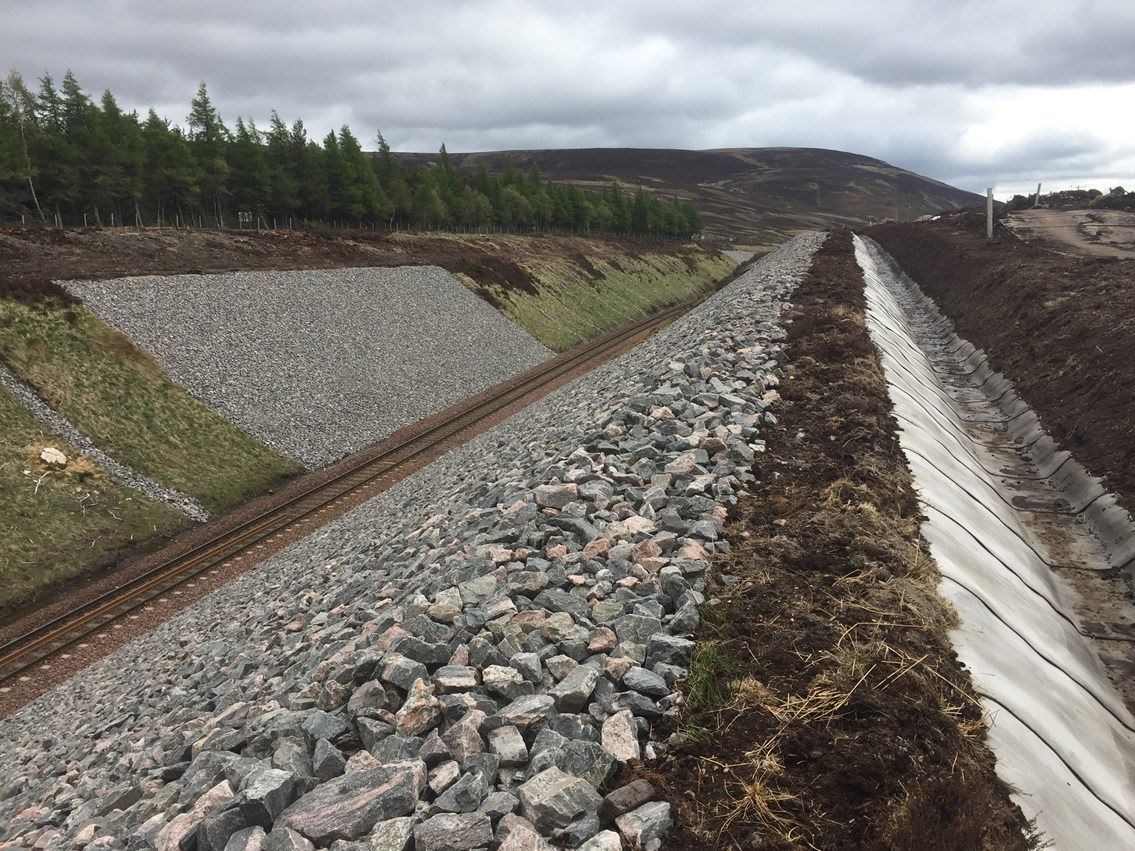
top-left (396, 147), bottom-right (981, 245)
top-left (868, 212), bottom-right (1135, 517)
top-left (650, 230), bottom-right (1033, 850)
top-left (0, 225), bottom-right (711, 304)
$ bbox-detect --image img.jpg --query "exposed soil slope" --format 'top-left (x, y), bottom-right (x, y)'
top-left (653, 230), bottom-right (1032, 849)
top-left (868, 214), bottom-right (1135, 515)
top-left (396, 147), bottom-right (981, 245)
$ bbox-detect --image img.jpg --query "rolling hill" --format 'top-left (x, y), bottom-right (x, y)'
top-left (396, 147), bottom-right (982, 246)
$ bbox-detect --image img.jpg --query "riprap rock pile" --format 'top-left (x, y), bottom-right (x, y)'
top-left (0, 235), bottom-right (822, 850)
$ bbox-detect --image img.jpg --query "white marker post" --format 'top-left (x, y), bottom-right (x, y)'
top-left (986, 188), bottom-right (994, 239)
top-left (1034, 182), bottom-right (1042, 207)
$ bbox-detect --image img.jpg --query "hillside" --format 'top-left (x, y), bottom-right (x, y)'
top-left (396, 147), bottom-right (981, 245)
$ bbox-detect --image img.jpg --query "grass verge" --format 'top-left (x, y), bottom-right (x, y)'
top-left (651, 230), bottom-right (1036, 849)
top-left (0, 387), bottom-right (185, 611)
top-left (445, 235), bottom-right (734, 351)
top-left (0, 297), bottom-right (302, 515)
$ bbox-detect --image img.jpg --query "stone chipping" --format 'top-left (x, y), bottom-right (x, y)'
top-left (0, 234), bottom-right (823, 850)
top-left (65, 266), bottom-right (553, 468)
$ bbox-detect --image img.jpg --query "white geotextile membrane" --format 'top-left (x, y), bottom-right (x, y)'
top-left (854, 235), bottom-right (1135, 849)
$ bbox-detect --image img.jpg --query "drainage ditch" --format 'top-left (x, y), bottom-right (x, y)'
top-left (856, 234), bottom-right (1135, 849)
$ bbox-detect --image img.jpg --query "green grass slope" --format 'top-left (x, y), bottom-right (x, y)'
top-left (0, 388), bottom-right (184, 610)
top-left (446, 235), bottom-right (734, 351)
top-left (0, 298), bottom-right (302, 515)
top-left (0, 295), bottom-right (302, 609)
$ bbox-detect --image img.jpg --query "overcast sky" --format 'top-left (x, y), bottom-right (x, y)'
top-left (5, 0), bottom-right (1133, 198)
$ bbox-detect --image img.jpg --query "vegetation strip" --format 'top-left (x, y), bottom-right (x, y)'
top-left (653, 230), bottom-right (1033, 849)
top-left (1, 72), bottom-right (702, 237)
top-left (0, 363), bottom-right (206, 519)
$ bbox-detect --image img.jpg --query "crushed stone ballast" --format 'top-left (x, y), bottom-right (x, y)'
top-left (0, 237), bottom-right (822, 849)
top-left (856, 235), bottom-right (1135, 849)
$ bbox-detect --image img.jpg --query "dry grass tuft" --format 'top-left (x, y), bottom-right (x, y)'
top-left (723, 746), bottom-right (803, 839)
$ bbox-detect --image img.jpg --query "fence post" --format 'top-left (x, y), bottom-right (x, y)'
top-left (986, 188), bottom-right (994, 239)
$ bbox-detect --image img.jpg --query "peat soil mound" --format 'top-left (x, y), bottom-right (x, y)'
top-left (0, 226), bottom-right (712, 302)
top-left (652, 230), bottom-right (1033, 849)
top-left (868, 214), bottom-right (1135, 516)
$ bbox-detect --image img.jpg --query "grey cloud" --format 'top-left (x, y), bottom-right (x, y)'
top-left (634, 1), bottom-right (1135, 87)
top-left (3, 0), bottom-right (1132, 194)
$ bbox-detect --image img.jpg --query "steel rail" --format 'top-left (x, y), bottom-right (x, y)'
top-left (0, 302), bottom-right (689, 685)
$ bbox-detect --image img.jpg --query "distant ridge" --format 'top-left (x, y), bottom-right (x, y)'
top-left (395, 146), bottom-right (981, 245)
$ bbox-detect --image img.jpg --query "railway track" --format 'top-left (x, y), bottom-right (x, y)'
top-left (0, 301), bottom-right (690, 690)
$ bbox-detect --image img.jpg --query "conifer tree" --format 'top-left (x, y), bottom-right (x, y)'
top-left (141, 109), bottom-right (198, 224)
top-left (337, 125), bottom-right (389, 224)
top-left (0, 71), bottom-right (45, 221)
top-left (34, 74), bottom-right (73, 218)
top-left (228, 118), bottom-right (270, 221)
top-left (264, 112), bottom-right (298, 223)
top-left (187, 82), bottom-right (229, 224)
top-left (0, 70), bottom-right (704, 238)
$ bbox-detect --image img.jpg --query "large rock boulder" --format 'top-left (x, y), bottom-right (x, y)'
top-left (274, 762), bottom-right (423, 843)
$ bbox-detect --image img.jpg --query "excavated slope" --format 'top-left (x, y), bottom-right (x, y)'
top-left (67, 266), bottom-right (552, 468)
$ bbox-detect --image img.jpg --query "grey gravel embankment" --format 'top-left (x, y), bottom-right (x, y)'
top-left (1, 234), bottom-right (823, 850)
top-left (65, 266), bottom-right (552, 469)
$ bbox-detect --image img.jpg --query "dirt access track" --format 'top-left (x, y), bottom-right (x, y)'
top-left (868, 211), bottom-right (1135, 518)
top-left (1005, 208), bottom-right (1135, 258)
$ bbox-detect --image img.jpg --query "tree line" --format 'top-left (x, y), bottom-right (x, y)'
top-left (0, 71), bottom-right (703, 238)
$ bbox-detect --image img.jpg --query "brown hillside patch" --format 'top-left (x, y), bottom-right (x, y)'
top-left (448, 255), bottom-right (540, 305)
top-left (571, 252), bottom-right (605, 281)
top-left (652, 230), bottom-right (1034, 849)
top-left (0, 225), bottom-right (713, 305)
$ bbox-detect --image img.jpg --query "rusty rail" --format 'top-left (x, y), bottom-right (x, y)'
top-left (0, 300), bottom-right (691, 685)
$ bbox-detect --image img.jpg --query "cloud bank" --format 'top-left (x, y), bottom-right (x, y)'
top-left (4, 0), bottom-right (1133, 197)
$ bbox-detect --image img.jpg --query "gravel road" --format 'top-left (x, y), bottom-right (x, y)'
top-left (2, 235), bottom-right (822, 850)
top-left (66, 266), bottom-right (552, 468)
